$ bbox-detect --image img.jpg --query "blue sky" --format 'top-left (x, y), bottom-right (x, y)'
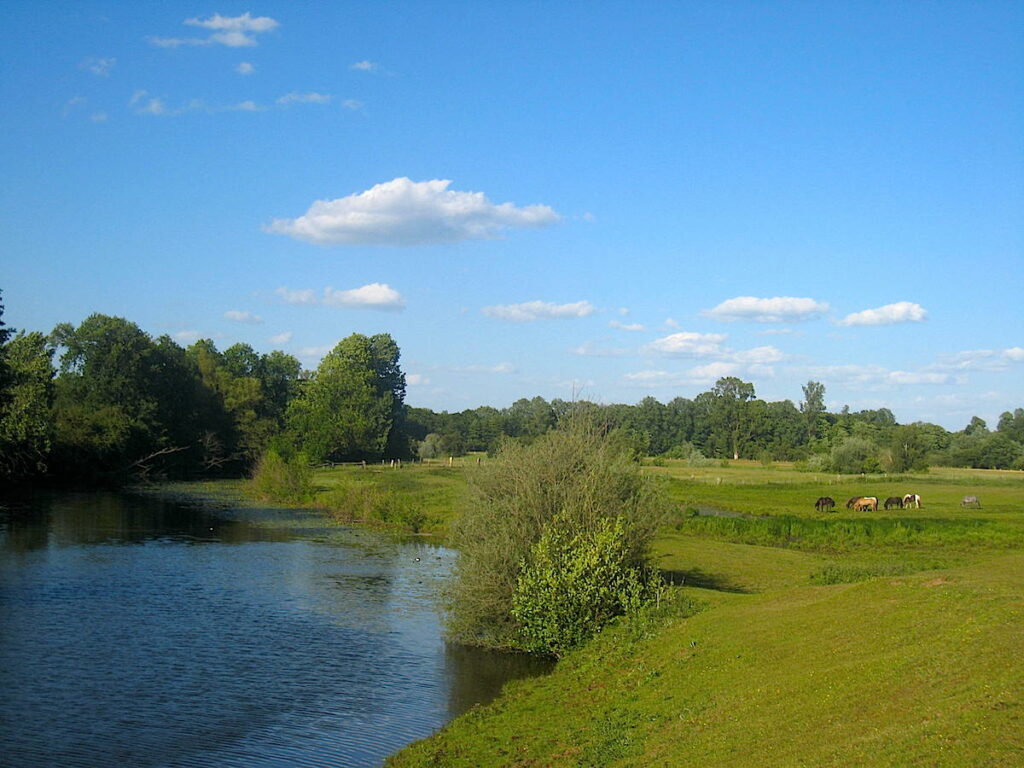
top-left (2, 1), bottom-right (1021, 430)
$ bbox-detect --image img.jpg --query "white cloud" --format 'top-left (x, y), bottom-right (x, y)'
top-left (81, 57), bottom-right (115, 76)
top-left (350, 60), bottom-right (377, 71)
top-left (407, 374), bottom-right (430, 386)
top-left (322, 283), bottom-right (405, 310)
top-left (456, 362), bottom-right (516, 374)
top-left (731, 345), bottom-right (785, 364)
top-left (136, 96), bottom-right (168, 115)
top-left (623, 361), bottom-right (740, 387)
top-left (276, 92), bottom-right (332, 105)
top-left (266, 177), bottom-right (560, 246)
top-left (482, 300), bottom-right (593, 322)
top-left (236, 61), bottom-right (255, 75)
top-left (268, 332), bottom-right (292, 345)
top-left (838, 301), bottom-right (927, 327)
top-left (342, 99), bottom-right (364, 110)
top-left (609, 320), bottom-right (645, 331)
top-left (224, 310), bottom-right (263, 324)
top-left (150, 12), bottom-right (279, 48)
top-left (643, 331), bottom-right (728, 358)
top-left (298, 345), bottom-right (334, 359)
top-left (277, 284), bottom-right (405, 310)
top-left (888, 371), bottom-right (952, 385)
top-left (664, 317), bottom-right (680, 329)
top-left (929, 347), bottom-right (1024, 372)
top-left (757, 328), bottom-right (795, 336)
top-left (62, 96), bottom-right (86, 117)
top-left (571, 341), bottom-right (630, 357)
top-left (227, 100), bottom-right (264, 112)
top-left (173, 330), bottom-right (202, 343)
top-left (703, 296), bottom-right (829, 323)
top-left (803, 364), bottom-right (954, 389)
top-left (624, 370), bottom-right (678, 384)
top-left (90, 112), bottom-right (108, 122)
top-left (689, 362), bottom-right (740, 380)
top-left (276, 287), bottom-right (318, 305)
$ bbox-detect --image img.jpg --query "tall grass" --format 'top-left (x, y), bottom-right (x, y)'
top-left (319, 480), bottom-right (428, 532)
top-left (673, 512), bottom-right (1022, 551)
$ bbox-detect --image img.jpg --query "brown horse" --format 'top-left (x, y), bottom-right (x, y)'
top-left (814, 496), bottom-right (836, 512)
top-left (884, 496), bottom-right (904, 510)
top-left (845, 496), bottom-right (861, 509)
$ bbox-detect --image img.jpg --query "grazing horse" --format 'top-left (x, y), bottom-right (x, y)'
top-left (884, 496), bottom-right (904, 510)
top-left (846, 496), bottom-right (861, 510)
top-left (852, 496), bottom-right (878, 512)
top-left (814, 496), bottom-right (836, 512)
top-left (902, 493), bottom-right (922, 509)
top-left (961, 495), bottom-right (981, 508)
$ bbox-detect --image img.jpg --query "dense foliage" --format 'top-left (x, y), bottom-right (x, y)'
top-left (511, 512), bottom-right (662, 656)
top-left (446, 419), bottom-right (667, 652)
top-left (1, 290), bottom-right (1022, 485)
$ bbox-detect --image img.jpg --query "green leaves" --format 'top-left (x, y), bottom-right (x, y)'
top-left (512, 514), bottom-right (661, 657)
top-left (285, 333), bottom-right (405, 463)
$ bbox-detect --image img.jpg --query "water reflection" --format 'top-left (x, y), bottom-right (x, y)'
top-left (0, 489), bottom-right (548, 768)
top-left (444, 643), bottom-right (554, 718)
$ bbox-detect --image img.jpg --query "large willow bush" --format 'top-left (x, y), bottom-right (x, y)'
top-left (446, 418), bottom-right (668, 653)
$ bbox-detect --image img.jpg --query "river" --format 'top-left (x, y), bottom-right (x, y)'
top-left (0, 488), bottom-right (549, 767)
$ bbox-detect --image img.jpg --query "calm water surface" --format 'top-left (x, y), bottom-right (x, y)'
top-left (0, 489), bottom-right (549, 767)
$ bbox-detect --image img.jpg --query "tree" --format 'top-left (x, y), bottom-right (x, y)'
top-left (0, 290), bottom-right (12, 407)
top-left (885, 424), bottom-right (930, 473)
top-left (963, 416), bottom-right (988, 436)
top-left (997, 409), bottom-right (1024, 444)
top-left (830, 436), bottom-right (881, 474)
top-left (708, 377), bottom-right (756, 460)
top-left (285, 333), bottom-right (405, 463)
top-left (0, 331), bottom-right (55, 481)
top-left (50, 314), bottom-right (171, 478)
top-left (800, 380), bottom-right (826, 441)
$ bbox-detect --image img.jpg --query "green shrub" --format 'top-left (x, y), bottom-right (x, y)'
top-left (249, 448), bottom-right (314, 503)
top-left (830, 436), bottom-right (881, 474)
top-left (511, 513), bottom-right (662, 657)
top-left (446, 416), bottom-right (668, 651)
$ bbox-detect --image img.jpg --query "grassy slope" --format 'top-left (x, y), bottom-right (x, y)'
top-left (384, 461), bottom-right (1024, 767)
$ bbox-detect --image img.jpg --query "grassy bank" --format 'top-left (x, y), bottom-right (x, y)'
top-left (380, 460), bottom-right (1023, 766)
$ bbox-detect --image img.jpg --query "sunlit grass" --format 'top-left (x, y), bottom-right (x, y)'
top-left (385, 461), bottom-right (1024, 767)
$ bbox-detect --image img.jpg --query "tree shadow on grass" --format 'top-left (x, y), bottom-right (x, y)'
top-left (660, 568), bottom-right (753, 594)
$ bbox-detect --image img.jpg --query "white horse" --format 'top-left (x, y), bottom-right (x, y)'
top-left (902, 493), bottom-right (922, 509)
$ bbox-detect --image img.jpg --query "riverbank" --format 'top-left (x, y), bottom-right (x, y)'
top-left (376, 461), bottom-right (1023, 766)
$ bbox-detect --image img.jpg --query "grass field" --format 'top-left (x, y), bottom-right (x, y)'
top-left (357, 459), bottom-right (1024, 767)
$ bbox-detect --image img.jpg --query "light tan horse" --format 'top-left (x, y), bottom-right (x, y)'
top-left (852, 496), bottom-right (878, 511)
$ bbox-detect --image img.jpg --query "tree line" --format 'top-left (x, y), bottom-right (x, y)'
top-left (1, 292), bottom-right (1022, 485)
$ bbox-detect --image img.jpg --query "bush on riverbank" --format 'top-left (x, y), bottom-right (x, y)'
top-left (249, 447), bottom-right (314, 503)
top-left (512, 512), bottom-right (663, 656)
top-left (446, 417), bottom-right (668, 653)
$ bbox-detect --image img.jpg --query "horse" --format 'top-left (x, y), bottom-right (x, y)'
top-left (845, 496), bottom-right (861, 509)
top-left (961, 495), bottom-right (981, 508)
top-left (814, 496), bottom-right (836, 512)
top-left (902, 493), bottom-right (922, 509)
top-left (852, 496), bottom-right (878, 512)
top-left (883, 496), bottom-right (904, 510)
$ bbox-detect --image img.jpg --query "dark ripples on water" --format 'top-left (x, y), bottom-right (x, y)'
top-left (0, 491), bottom-right (550, 767)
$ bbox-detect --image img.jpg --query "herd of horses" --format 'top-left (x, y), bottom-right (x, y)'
top-left (813, 494), bottom-right (983, 512)
top-left (814, 493), bottom-right (922, 512)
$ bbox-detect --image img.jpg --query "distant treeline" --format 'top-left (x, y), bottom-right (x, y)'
top-left (1, 292), bottom-right (1022, 485)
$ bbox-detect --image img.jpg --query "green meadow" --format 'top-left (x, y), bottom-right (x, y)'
top-left (322, 459), bottom-right (1023, 767)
